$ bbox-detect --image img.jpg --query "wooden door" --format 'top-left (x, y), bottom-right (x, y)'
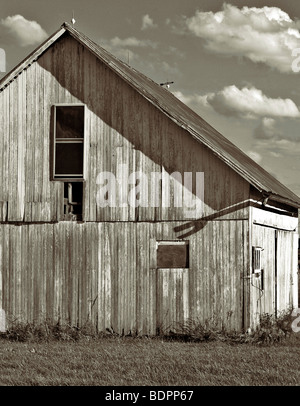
top-left (156, 269), bottom-right (189, 335)
top-left (276, 230), bottom-right (298, 313)
top-left (250, 225), bottom-right (276, 328)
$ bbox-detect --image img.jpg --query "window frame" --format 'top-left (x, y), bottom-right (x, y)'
top-left (252, 246), bottom-right (263, 273)
top-left (52, 103), bottom-right (86, 182)
top-left (156, 240), bottom-right (189, 269)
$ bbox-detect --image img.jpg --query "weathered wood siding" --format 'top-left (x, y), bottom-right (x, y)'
top-left (0, 220), bottom-right (248, 333)
top-left (0, 33), bottom-right (250, 223)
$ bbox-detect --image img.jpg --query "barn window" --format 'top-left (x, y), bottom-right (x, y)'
top-left (157, 241), bottom-right (189, 269)
top-left (252, 246), bottom-right (263, 273)
top-left (53, 105), bottom-right (85, 180)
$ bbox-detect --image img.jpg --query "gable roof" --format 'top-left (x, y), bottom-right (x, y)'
top-left (1, 22), bottom-right (300, 208)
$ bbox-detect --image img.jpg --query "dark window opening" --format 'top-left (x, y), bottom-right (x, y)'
top-left (53, 105), bottom-right (84, 180)
top-left (63, 182), bottom-right (83, 220)
top-left (55, 143), bottom-right (84, 176)
top-left (260, 269), bottom-right (264, 290)
top-left (157, 241), bottom-right (189, 269)
top-left (56, 106), bottom-right (84, 139)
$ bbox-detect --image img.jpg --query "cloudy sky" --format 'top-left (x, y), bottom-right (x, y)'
top-left (1, 0), bottom-right (300, 197)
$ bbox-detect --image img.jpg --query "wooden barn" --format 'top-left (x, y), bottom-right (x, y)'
top-left (0, 23), bottom-right (299, 334)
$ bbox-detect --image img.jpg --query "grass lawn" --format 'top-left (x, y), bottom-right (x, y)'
top-left (0, 338), bottom-right (299, 386)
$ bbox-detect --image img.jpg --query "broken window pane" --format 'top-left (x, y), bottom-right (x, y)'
top-left (64, 182), bottom-right (83, 219)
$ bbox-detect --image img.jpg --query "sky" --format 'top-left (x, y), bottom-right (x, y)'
top-left (0, 0), bottom-right (300, 198)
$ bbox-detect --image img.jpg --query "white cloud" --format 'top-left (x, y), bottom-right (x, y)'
top-left (100, 36), bottom-right (157, 65)
top-left (141, 14), bottom-right (157, 31)
top-left (100, 39), bottom-right (138, 63)
top-left (110, 36), bottom-right (157, 48)
top-left (204, 85), bottom-right (300, 118)
top-left (269, 151), bottom-right (281, 158)
top-left (184, 3), bottom-right (300, 73)
top-left (173, 89), bottom-right (300, 147)
top-left (173, 91), bottom-right (214, 109)
top-left (0, 15), bottom-right (48, 47)
top-left (173, 91), bottom-right (196, 105)
top-left (253, 117), bottom-right (300, 142)
top-left (254, 118), bottom-right (281, 140)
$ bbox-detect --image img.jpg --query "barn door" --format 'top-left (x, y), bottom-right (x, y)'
top-left (155, 241), bottom-right (189, 335)
top-left (250, 225), bottom-right (276, 328)
top-left (156, 269), bottom-right (189, 335)
top-left (276, 230), bottom-right (298, 313)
